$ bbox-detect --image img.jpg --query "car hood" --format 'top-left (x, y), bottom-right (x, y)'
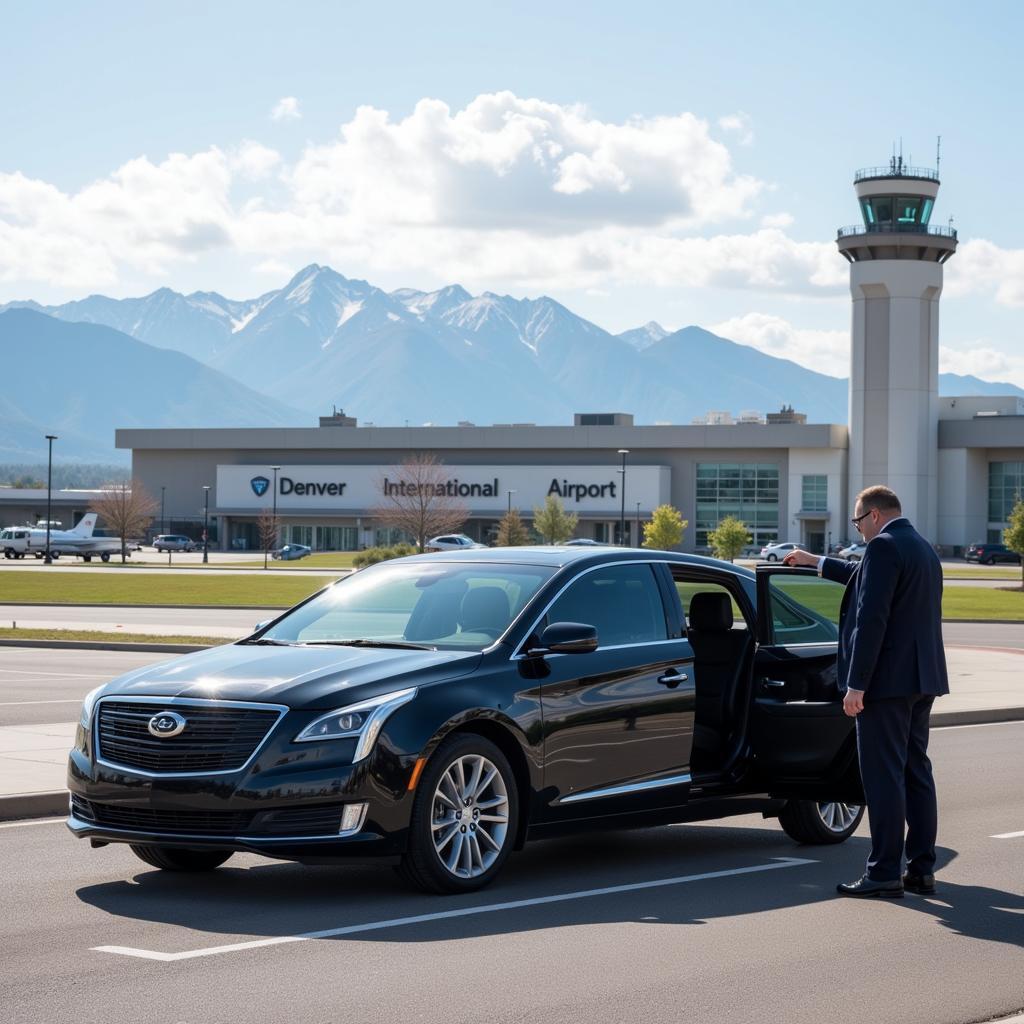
top-left (95, 643), bottom-right (482, 709)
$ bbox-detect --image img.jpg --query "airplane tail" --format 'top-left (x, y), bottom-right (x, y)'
top-left (70, 513), bottom-right (98, 537)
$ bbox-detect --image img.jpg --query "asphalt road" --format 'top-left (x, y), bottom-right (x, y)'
top-left (1, 721), bottom-right (1022, 1024)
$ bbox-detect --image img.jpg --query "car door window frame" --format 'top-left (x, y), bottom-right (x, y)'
top-left (755, 566), bottom-right (842, 648)
top-left (510, 559), bottom-right (677, 660)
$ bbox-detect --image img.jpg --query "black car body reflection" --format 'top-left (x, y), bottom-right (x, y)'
top-left (67, 548), bottom-right (865, 892)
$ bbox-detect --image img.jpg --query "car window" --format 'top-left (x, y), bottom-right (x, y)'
top-left (673, 579), bottom-right (746, 631)
top-left (262, 562), bottom-right (555, 651)
top-left (766, 575), bottom-right (843, 644)
top-left (544, 564), bottom-right (667, 647)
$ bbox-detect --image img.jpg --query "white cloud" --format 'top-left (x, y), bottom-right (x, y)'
top-left (270, 96), bottom-right (301, 121)
top-left (760, 212), bottom-right (794, 228)
top-left (940, 343), bottom-right (1024, 386)
top-left (946, 238), bottom-right (1024, 307)
top-left (718, 112), bottom-right (754, 146)
top-left (232, 141), bottom-right (281, 180)
top-left (711, 312), bottom-right (849, 377)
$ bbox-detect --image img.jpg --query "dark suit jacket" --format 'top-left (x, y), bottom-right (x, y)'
top-left (821, 519), bottom-right (949, 700)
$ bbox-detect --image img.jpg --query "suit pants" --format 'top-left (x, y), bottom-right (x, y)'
top-left (855, 694), bottom-right (938, 881)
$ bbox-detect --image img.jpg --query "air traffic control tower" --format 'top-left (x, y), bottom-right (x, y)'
top-left (837, 156), bottom-right (958, 541)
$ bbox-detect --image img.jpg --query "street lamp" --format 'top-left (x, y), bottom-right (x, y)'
top-left (617, 449), bottom-right (629, 546)
top-left (506, 489), bottom-right (516, 515)
top-left (202, 486), bottom-right (210, 564)
top-left (271, 466), bottom-right (281, 555)
top-left (636, 501), bottom-right (641, 545)
top-left (44, 435), bottom-right (57, 564)
top-left (160, 485), bottom-right (166, 535)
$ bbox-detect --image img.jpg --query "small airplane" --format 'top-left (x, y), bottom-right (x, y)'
top-left (0, 513), bottom-right (127, 561)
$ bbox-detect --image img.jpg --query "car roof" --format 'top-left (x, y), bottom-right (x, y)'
top-left (396, 545), bottom-right (755, 579)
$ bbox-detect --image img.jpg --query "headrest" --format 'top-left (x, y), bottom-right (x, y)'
top-left (459, 586), bottom-right (511, 632)
top-left (688, 591), bottom-right (733, 632)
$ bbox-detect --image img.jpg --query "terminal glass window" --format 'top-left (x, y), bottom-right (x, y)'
top-left (988, 462), bottom-right (1024, 524)
top-left (896, 196), bottom-right (922, 225)
top-left (695, 463), bottom-right (779, 549)
top-left (801, 474), bottom-right (828, 512)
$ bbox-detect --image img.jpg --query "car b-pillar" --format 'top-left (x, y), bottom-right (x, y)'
top-left (837, 158), bottom-right (957, 542)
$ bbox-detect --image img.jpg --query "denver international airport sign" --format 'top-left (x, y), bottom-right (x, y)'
top-left (216, 465), bottom-right (670, 513)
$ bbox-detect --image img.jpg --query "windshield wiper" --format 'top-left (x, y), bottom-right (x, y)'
top-left (307, 638), bottom-right (437, 651)
top-left (243, 637), bottom-right (299, 646)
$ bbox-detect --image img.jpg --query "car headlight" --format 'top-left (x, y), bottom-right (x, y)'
top-left (294, 687), bottom-right (417, 760)
top-left (79, 685), bottom-right (104, 729)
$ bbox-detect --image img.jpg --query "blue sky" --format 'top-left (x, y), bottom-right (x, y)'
top-left (1, 1), bottom-right (1021, 382)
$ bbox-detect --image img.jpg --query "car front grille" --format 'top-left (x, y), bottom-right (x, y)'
top-left (72, 795), bottom-right (346, 838)
top-left (96, 699), bottom-right (282, 774)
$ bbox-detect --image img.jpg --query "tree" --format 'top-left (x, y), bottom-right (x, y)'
top-left (258, 508), bottom-right (281, 570)
top-left (1003, 497), bottom-right (1024, 589)
top-left (708, 515), bottom-right (750, 563)
top-left (89, 480), bottom-right (159, 563)
top-left (371, 453), bottom-right (468, 553)
top-left (642, 504), bottom-right (688, 551)
top-left (495, 508), bottom-right (531, 546)
top-left (532, 494), bottom-right (578, 545)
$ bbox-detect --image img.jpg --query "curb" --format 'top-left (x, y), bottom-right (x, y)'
top-left (2, 708), bottom-right (1021, 824)
top-left (0, 639), bottom-right (216, 653)
top-left (0, 790), bottom-right (68, 822)
top-left (0, 602), bottom-right (290, 611)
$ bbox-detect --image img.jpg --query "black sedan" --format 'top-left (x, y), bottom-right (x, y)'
top-left (67, 547), bottom-right (864, 893)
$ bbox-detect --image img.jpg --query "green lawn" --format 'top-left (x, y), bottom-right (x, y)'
top-left (0, 573), bottom-right (328, 607)
top-left (229, 552), bottom-right (360, 570)
top-left (0, 627), bottom-right (223, 645)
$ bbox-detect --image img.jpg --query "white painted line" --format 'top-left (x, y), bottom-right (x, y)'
top-left (0, 699), bottom-right (81, 706)
top-left (0, 817), bottom-right (65, 829)
top-left (94, 856), bottom-right (817, 962)
top-left (0, 668), bottom-right (108, 679)
top-left (936, 719), bottom-right (1024, 731)
top-left (991, 830), bottom-right (1024, 839)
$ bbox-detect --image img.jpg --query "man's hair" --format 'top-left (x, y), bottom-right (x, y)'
top-left (856, 485), bottom-right (902, 515)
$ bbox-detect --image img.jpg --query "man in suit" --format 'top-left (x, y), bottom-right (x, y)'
top-left (784, 485), bottom-right (948, 898)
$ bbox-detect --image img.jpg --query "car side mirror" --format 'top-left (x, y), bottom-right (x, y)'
top-left (253, 620), bottom-right (270, 633)
top-left (531, 621), bottom-right (599, 655)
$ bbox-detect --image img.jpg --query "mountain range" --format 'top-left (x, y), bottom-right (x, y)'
top-left (3, 264), bottom-right (1021, 461)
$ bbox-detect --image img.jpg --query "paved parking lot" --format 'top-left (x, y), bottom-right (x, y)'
top-left (1, 717), bottom-right (1023, 1024)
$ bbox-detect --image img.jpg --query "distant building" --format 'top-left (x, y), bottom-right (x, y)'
top-left (574, 413), bottom-right (635, 426)
top-left (318, 407), bottom-right (357, 427)
top-left (766, 405), bottom-right (807, 425)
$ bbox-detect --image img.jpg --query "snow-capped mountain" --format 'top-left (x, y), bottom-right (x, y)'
top-left (6, 265), bottom-right (1022, 433)
top-left (617, 321), bottom-right (670, 351)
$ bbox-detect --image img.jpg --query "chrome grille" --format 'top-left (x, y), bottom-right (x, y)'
top-left (96, 699), bottom-right (283, 774)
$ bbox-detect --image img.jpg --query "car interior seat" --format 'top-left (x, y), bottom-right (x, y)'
top-left (404, 580), bottom-right (467, 642)
top-left (458, 586), bottom-right (511, 638)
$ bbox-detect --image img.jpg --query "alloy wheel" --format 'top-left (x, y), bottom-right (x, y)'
top-left (816, 801), bottom-right (861, 833)
top-left (431, 754), bottom-right (510, 879)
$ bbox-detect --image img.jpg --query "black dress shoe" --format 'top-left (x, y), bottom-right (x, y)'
top-left (903, 872), bottom-right (936, 895)
top-left (836, 876), bottom-right (904, 898)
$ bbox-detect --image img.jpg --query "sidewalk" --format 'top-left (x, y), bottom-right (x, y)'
top-left (1, 646), bottom-right (1021, 821)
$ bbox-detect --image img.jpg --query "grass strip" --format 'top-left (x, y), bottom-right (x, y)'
top-left (0, 628), bottom-right (223, 645)
top-left (0, 573), bottom-right (328, 607)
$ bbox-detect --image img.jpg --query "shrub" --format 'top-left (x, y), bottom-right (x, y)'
top-left (352, 543), bottom-right (417, 568)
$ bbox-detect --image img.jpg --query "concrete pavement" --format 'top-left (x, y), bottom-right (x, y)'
top-left (1, 641), bottom-right (1022, 821)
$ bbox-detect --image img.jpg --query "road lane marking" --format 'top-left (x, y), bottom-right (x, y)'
top-left (936, 719), bottom-right (1024, 731)
top-left (0, 668), bottom-right (110, 679)
top-left (991, 830), bottom-right (1024, 839)
top-left (0, 817), bottom-right (65, 829)
top-left (0, 698), bottom-right (82, 706)
top-left (93, 856), bottom-right (817, 962)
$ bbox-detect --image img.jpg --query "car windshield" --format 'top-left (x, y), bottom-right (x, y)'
top-left (257, 560), bottom-right (556, 651)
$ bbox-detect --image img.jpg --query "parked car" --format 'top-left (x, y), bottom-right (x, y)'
top-left (272, 543), bottom-right (313, 561)
top-left (759, 541), bottom-right (801, 562)
top-left (425, 534), bottom-right (487, 552)
top-left (839, 542), bottom-right (867, 561)
top-left (68, 547), bottom-right (864, 894)
top-left (152, 534), bottom-right (196, 552)
top-left (965, 542), bottom-right (1021, 565)
top-left (561, 538), bottom-right (607, 546)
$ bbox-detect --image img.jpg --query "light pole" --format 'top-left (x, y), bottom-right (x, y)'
top-left (160, 485), bottom-right (166, 536)
top-left (271, 466), bottom-right (281, 554)
top-left (636, 501), bottom-right (641, 545)
top-left (506, 489), bottom-right (516, 515)
top-left (617, 449), bottom-right (629, 546)
top-left (44, 435), bottom-right (57, 564)
top-left (202, 486), bottom-right (210, 563)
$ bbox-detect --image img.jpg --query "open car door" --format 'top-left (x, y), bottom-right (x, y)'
top-left (747, 565), bottom-right (864, 803)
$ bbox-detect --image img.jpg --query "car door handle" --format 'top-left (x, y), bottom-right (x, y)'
top-left (763, 679), bottom-right (787, 689)
top-left (657, 670), bottom-right (689, 688)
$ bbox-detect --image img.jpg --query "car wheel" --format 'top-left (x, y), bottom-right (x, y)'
top-left (3, 549), bottom-right (13, 559)
top-left (778, 799), bottom-right (863, 844)
top-left (766, 553), bottom-right (778, 562)
top-left (984, 557), bottom-right (995, 566)
top-left (129, 844), bottom-right (233, 872)
top-left (398, 733), bottom-right (518, 894)
top-left (101, 553), bottom-right (110, 562)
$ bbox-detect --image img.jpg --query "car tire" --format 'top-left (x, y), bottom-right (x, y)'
top-left (398, 733), bottom-right (519, 895)
top-left (129, 844), bottom-right (234, 872)
top-left (101, 552), bottom-right (110, 562)
top-left (766, 553), bottom-right (777, 562)
top-left (984, 557), bottom-right (995, 566)
top-left (778, 799), bottom-right (863, 844)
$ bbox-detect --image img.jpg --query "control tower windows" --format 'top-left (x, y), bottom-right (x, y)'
top-left (860, 194), bottom-right (933, 231)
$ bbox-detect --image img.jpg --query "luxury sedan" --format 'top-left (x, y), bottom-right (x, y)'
top-left (67, 547), bottom-right (864, 893)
